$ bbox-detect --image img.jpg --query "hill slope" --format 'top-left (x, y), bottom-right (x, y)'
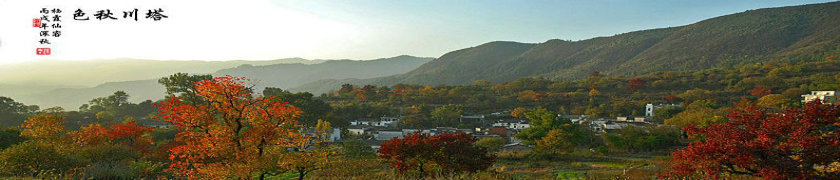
top-left (295, 1), bottom-right (840, 93)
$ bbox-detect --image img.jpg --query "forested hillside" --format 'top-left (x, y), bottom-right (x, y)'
top-left (296, 1), bottom-right (840, 93)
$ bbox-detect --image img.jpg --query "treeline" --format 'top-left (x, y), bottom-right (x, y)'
top-left (318, 56), bottom-right (839, 128)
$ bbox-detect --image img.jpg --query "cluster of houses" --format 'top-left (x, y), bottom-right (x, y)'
top-left (343, 115), bottom-right (535, 151)
top-left (341, 103), bottom-right (685, 152)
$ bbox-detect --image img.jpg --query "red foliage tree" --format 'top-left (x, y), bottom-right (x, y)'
top-left (71, 121), bottom-right (154, 152)
top-left (665, 102), bottom-right (840, 179)
top-left (107, 121), bottom-right (155, 151)
top-left (747, 86), bottom-right (771, 97)
top-left (664, 94), bottom-right (677, 103)
top-left (154, 76), bottom-right (305, 179)
top-left (378, 132), bottom-right (494, 177)
top-left (626, 77), bottom-right (645, 92)
top-left (487, 127), bottom-right (509, 137)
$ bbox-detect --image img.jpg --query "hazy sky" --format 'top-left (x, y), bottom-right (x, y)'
top-left (0, 0), bottom-right (834, 64)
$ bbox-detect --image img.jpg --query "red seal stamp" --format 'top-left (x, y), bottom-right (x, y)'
top-left (36, 48), bottom-right (51, 55)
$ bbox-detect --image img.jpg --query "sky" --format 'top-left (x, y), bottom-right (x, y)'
top-left (0, 0), bottom-right (835, 64)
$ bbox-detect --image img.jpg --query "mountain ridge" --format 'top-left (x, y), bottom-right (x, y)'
top-left (5, 56), bottom-right (432, 109)
top-left (293, 1), bottom-right (840, 93)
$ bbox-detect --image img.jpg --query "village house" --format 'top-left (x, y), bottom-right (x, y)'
top-left (559, 114), bottom-right (588, 124)
top-left (373, 129), bottom-right (404, 141)
top-left (350, 116), bottom-right (401, 127)
top-left (802, 91), bottom-right (838, 104)
top-left (459, 115), bottom-right (486, 123)
top-left (300, 127), bottom-right (342, 142)
top-left (616, 116), bottom-right (646, 122)
top-left (492, 119), bottom-right (531, 130)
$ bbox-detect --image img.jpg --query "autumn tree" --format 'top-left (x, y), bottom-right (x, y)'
top-left (678, 88), bottom-right (712, 104)
top-left (337, 83), bottom-right (355, 94)
top-left (510, 107), bottom-right (526, 118)
top-left (355, 85), bottom-right (378, 101)
top-left (379, 132), bottom-right (494, 177)
top-left (71, 123), bottom-right (110, 147)
top-left (154, 76), bottom-right (306, 179)
top-left (747, 86), bottom-right (772, 97)
top-left (314, 119), bottom-right (333, 140)
top-left (664, 94), bottom-right (678, 103)
top-left (534, 129), bottom-right (574, 156)
top-left (431, 132), bottom-right (495, 174)
top-left (756, 94), bottom-right (791, 109)
top-left (20, 113), bottom-right (66, 145)
top-left (665, 102), bottom-right (840, 179)
top-left (626, 77), bottom-right (645, 92)
top-left (665, 100), bottom-right (727, 128)
top-left (279, 144), bottom-right (336, 180)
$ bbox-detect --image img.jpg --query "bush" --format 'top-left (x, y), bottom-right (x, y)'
top-left (0, 128), bottom-right (25, 150)
top-left (0, 141), bottom-right (81, 177)
top-left (475, 137), bottom-right (506, 152)
top-left (341, 139), bottom-right (376, 159)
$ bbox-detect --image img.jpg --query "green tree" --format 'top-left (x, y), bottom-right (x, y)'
top-left (0, 97), bottom-right (38, 128)
top-left (81, 91), bottom-right (136, 123)
top-left (431, 104), bottom-right (463, 127)
top-left (0, 128), bottom-right (25, 149)
top-left (341, 139), bottom-right (376, 159)
top-left (264, 87), bottom-right (332, 126)
top-left (475, 137), bottom-right (506, 153)
top-left (0, 141), bottom-right (80, 177)
top-left (158, 73), bottom-right (213, 105)
top-left (515, 108), bottom-right (565, 145)
top-left (604, 126), bottom-right (679, 152)
top-left (652, 106), bottom-right (683, 121)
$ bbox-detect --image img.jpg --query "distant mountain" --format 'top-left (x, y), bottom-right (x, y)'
top-left (296, 1), bottom-right (840, 92)
top-left (20, 80), bottom-right (163, 110)
top-left (11, 56), bottom-right (431, 109)
top-left (214, 55), bottom-right (433, 91)
top-left (0, 58), bottom-right (324, 87)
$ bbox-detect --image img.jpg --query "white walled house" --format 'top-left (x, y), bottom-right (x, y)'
top-left (492, 119), bottom-right (531, 130)
top-left (802, 91), bottom-right (838, 104)
top-left (374, 130), bottom-right (404, 141)
top-left (351, 116), bottom-right (401, 127)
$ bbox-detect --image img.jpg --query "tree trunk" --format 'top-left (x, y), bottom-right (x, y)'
top-left (298, 170), bottom-right (306, 180)
top-left (418, 161), bottom-right (425, 177)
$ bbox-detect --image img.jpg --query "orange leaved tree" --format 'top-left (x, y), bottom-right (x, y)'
top-left (154, 76), bottom-right (305, 179)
